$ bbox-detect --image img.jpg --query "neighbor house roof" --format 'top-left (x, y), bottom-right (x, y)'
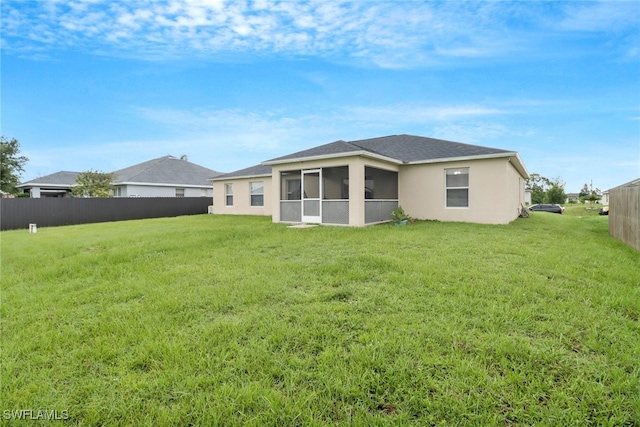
top-left (211, 164), bottom-right (272, 181)
top-left (112, 156), bottom-right (223, 187)
top-left (263, 134), bottom-right (528, 177)
top-left (16, 171), bottom-right (81, 188)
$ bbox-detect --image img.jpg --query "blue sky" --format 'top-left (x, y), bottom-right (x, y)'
top-left (2, 0), bottom-right (639, 192)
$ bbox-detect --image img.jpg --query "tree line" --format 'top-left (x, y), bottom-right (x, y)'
top-left (526, 173), bottom-right (602, 205)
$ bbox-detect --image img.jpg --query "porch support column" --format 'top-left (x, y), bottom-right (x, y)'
top-left (348, 158), bottom-right (366, 226)
top-left (271, 167), bottom-right (282, 223)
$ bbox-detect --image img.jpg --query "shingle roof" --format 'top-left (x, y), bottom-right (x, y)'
top-left (265, 134), bottom-right (512, 164)
top-left (17, 171), bottom-right (81, 187)
top-left (112, 156), bottom-right (223, 186)
top-left (212, 164), bottom-right (272, 180)
top-left (351, 134), bottom-right (511, 163)
top-left (265, 140), bottom-right (364, 162)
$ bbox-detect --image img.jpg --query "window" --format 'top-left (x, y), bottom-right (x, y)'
top-left (225, 184), bottom-right (233, 206)
top-left (250, 181), bottom-right (264, 206)
top-left (446, 168), bottom-right (469, 207)
top-left (175, 188), bottom-right (185, 198)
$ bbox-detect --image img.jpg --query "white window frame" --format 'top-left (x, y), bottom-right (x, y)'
top-left (445, 168), bottom-right (469, 208)
top-left (250, 181), bottom-right (264, 207)
top-left (225, 184), bottom-right (233, 206)
top-left (175, 188), bottom-right (185, 198)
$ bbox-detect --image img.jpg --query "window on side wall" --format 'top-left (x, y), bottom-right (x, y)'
top-left (250, 181), bottom-right (264, 206)
top-left (225, 184), bottom-right (233, 206)
top-left (445, 168), bottom-right (469, 207)
top-left (176, 188), bottom-right (185, 198)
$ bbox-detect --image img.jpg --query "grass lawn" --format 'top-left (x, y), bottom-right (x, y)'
top-left (1, 213), bottom-right (638, 426)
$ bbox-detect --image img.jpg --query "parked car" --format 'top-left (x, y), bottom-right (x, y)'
top-left (599, 206), bottom-right (609, 215)
top-left (528, 204), bottom-right (564, 214)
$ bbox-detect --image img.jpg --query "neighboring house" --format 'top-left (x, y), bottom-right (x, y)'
top-left (601, 190), bottom-right (609, 206)
top-left (212, 134), bottom-right (529, 226)
top-left (17, 156), bottom-right (222, 198)
top-left (111, 156), bottom-right (222, 198)
top-left (16, 171), bottom-right (80, 198)
top-left (524, 189), bottom-right (532, 205)
top-left (566, 193), bottom-right (580, 203)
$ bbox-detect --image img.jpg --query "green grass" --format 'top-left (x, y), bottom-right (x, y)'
top-left (1, 213), bottom-right (638, 426)
top-left (561, 203), bottom-right (605, 217)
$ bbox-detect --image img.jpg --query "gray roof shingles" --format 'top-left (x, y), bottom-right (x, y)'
top-left (265, 134), bottom-right (511, 164)
top-left (112, 156), bottom-right (223, 186)
top-left (17, 171), bottom-right (81, 187)
top-left (213, 164), bottom-right (272, 180)
top-left (266, 140), bottom-right (362, 162)
top-left (20, 156), bottom-right (223, 188)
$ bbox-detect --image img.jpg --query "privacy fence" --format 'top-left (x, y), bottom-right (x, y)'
top-left (608, 179), bottom-right (640, 251)
top-left (0, 197), bottom-right (211, 231)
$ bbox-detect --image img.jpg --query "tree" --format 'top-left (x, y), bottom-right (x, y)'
top-left (72, 170), bottom-right (115, 198)
top-left (580, 180), bottom-right (601, 207)
top-left (0, 136), bottom-right (29, 195)
top-left (545, 178), bottom-right (567, 204)
top-left (526, 173), bottom-right (551, 204)
top-left (579, 183), bottom-right (590, 199)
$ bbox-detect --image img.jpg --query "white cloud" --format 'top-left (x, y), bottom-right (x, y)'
top-left (557, 1), bottom-right (640, 32)
top-left (1, 0), bottom-right (554, 66)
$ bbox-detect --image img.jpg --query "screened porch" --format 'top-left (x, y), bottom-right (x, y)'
top-left (279, 165), bottom-right (398, 225)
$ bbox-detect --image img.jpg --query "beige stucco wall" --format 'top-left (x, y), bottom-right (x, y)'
top-left (211, 176), bottom-right (272, 216)
top-left (399, 157), bottom-right (525, 225)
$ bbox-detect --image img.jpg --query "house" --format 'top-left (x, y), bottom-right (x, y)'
top-left (111, 156), bottom-right (222, 198)
top-left (211, 134), bottom-right (529, 226)
top-left (566, 193), bottom-right (580, 203)
top-left (17, 156), bottom-right (223, 198)
top-left (16, 171), bottom-right (80, 198)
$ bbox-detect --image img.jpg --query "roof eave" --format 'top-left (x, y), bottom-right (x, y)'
top-left (114, 182), bottom-right (212, 188)
top-left (262, 150), bottom-right (402, 166)
top-left (16, 183), bottom-right (77, 188)
top-left (211, 173), bottom-right (272, 182)
top-left (406, 151), bottom-right (530, 179)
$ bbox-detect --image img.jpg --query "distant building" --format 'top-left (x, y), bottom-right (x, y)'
top-left (111, 156), bottom-right (222, 198)
top-left (17, 156), bottom-right (223, 198)
top-left (16, 171), bottom-right (80, 198)
top-left (565, 192), bottom-right (580, 203)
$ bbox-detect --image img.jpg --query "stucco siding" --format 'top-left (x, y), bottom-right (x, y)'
top-left (211, 176), bottom-right (272, 216)
top-left (399, 158), bottom-right (523, 224)
top-left (117, 185), bottom-right (212, 198)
